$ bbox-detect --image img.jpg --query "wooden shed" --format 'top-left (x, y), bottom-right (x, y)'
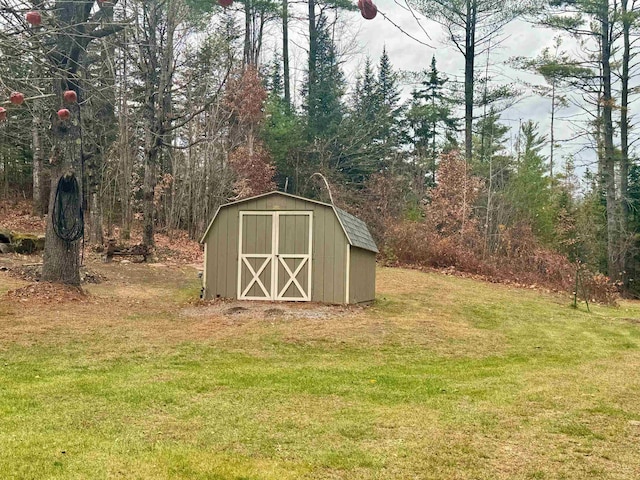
top-left (200, 191), bottom-right (378, 304)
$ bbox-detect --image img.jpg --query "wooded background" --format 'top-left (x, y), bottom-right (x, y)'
top-left (0, 0), bottom-right (638, 297)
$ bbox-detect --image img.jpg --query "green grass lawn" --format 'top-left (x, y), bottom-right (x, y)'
top-left (1, 265), bottom-right (640, 479)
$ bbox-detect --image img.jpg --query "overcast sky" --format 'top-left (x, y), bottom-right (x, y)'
top-left (266, 0), bottom-right (603, 178)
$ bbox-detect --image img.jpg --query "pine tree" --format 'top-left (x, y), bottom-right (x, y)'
top-left (303, 13), bottom-right (345, 140)
top-left (267, 54), bottom-right (284, 98)
top-left (339, 58), bottom-right (385, 187)
top-left (406, 56), bottom-right (458, 192)
top-left (507, 121), bottom-right (555, 243)
top-left (352, 57), bottom-right (378, 125)
top-left (374, 47), bottom-right (402, 168)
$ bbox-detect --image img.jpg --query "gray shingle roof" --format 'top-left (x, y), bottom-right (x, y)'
top-left (334, 207), bottom-right (379, 253)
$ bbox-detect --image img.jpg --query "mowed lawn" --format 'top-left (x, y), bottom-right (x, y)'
top-left (1, 265), bottom-right (640, 480)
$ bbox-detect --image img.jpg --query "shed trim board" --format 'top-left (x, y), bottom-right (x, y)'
top-left (203, 242), bottom-right (208, 291)
top-left (345, 245), bottom-right (350, 304)
top-left (200, 191), bottom-right (378, 254)
top-left (237, 211), bottom-right (312, 301)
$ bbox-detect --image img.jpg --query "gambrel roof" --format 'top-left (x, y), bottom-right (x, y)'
top-left (335, 207), bottom-right (379, 253)
top-left (200, 191), bottom-right (379, 253)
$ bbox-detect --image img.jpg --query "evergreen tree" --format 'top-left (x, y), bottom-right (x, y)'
top-left (266, 54), bottom-right (284, 98)
top-left (506, 121), bottom-right (555, 242)
top-left (339, 57), bottom-right (386, 185)
top-left (303, 13), bottom-right (345, 140)
top-left (374, 47), bottom-right (402, 168)
top-left (473, 108), bottom-right (510, 183)
top-left (406, 56), bottom-right (458, 193)
top-left (262, 94), bottom-right (305, 192)
top-left (352, 57), bottom-right (378, 125)
top-left (472, 109), bottom-right (512, 254)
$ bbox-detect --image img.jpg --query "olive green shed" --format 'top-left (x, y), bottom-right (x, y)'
top-left (200, 191), bottom-right (378, 304)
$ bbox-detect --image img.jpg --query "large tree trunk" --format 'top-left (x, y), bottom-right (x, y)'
top-left (140, 0), bottom-right (160, 248)
top-left (141, 148), bottom-right (157, 246)
top-left (41, 1), bottom-right (94, 285)
top-left (42, 88), bottom-right (83, 286)
top-left (464, 0), bottom-right (477, 162)
top-left (119, 30), bottom-right (132, 240)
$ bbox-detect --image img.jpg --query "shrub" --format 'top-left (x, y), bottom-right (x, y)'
top-left (579, 271), bottom-right (620, 306)
top-left (383, 219), bottom-right (619, 304)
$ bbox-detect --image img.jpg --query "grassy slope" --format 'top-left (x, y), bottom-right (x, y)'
top-left (0, 266), bottom-right (639, 479)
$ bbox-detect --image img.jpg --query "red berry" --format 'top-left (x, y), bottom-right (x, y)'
top-left (26, 11), bottom-right (42, 26)
top-left (57, 109), bottom-right (71, 121)
top-left (0, 107), bottom-right (6, 122)
top-left (219, 0), bottom-right (233, 7)
top-left (63, 90), bottom-right (78, 103)
top-left (359, 0), bottom-right (377, 19)
top-left (10, 92), bottom-right (25, 105)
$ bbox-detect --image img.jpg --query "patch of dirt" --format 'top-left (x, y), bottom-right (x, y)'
top-left (5, 282), bottom-right (88, 303)
top-left (224, 306), bottom-right (249, 315)
top-left (264, 308), bottom-right (286, 318)
top-left (181, 300), bottom-right (360, 321)
top-left (621, 317), bottom-right (640, 324)
top-left (2, 262), bottom-right (106, 284)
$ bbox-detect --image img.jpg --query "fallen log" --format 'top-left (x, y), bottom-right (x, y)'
top-left (103, 239), bottom-right (149, 263)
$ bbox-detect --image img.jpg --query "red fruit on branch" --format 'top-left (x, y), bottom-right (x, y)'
top-left (63, 90), bottom-right (78, 103)
top-left (358, 0), bottom-right (377, 19)
top-left (219, 0), bottom-right (233, 7)
top-left (0, 107), bottom-right (6, 122)
top-left (57, 109), bottom-right (71, 121)
top-left (26, 11), bottom-right (42, 26)
top-left (10, 92), bottom-right (25, 105)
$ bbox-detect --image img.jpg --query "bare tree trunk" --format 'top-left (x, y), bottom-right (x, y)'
top-left (32, 115), bottom-right (44, 216)
top-left (307, 0), bottom-right (317, 139)
top-left (140, 0), bottom-right (160, 248)
top-left (619, 0), bottom-right (630, 284)
top-left (119, 38), bottom-right (132, 240)
top-left (244, 0), bottom-right (252, 66)
top-left (142, 154), bottom-right (156, 247)
top-left (600, 7), bottom-right (618, 281)
top-left (464, 0), bottom-right (477, 162)
top-left (550, 81), bottom-right (555, 179)
top-left (283, 0), bottom-right (291, 107)
top-left (88, 190), bottom-right (103, 244)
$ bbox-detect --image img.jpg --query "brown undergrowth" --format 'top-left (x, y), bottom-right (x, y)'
top-left (5, 282), bottom-right (87, 303)
top-left (382, 221), bottom-right (619, 305)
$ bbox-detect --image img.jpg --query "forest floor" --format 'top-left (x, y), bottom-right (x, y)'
top-left (1, 260), bottom-right (640, 479)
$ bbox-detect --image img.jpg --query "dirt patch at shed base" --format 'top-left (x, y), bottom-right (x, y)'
top-left (181, 300), bottom-right (364, 321)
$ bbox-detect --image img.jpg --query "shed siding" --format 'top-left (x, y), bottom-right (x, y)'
top-left (349, 247), bottom-right (376, 304)
top-left (204, 194), bottom-right (348, 303)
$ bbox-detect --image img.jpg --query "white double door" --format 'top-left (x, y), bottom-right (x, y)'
top-left (238, 211), bottom-right (312, 301)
